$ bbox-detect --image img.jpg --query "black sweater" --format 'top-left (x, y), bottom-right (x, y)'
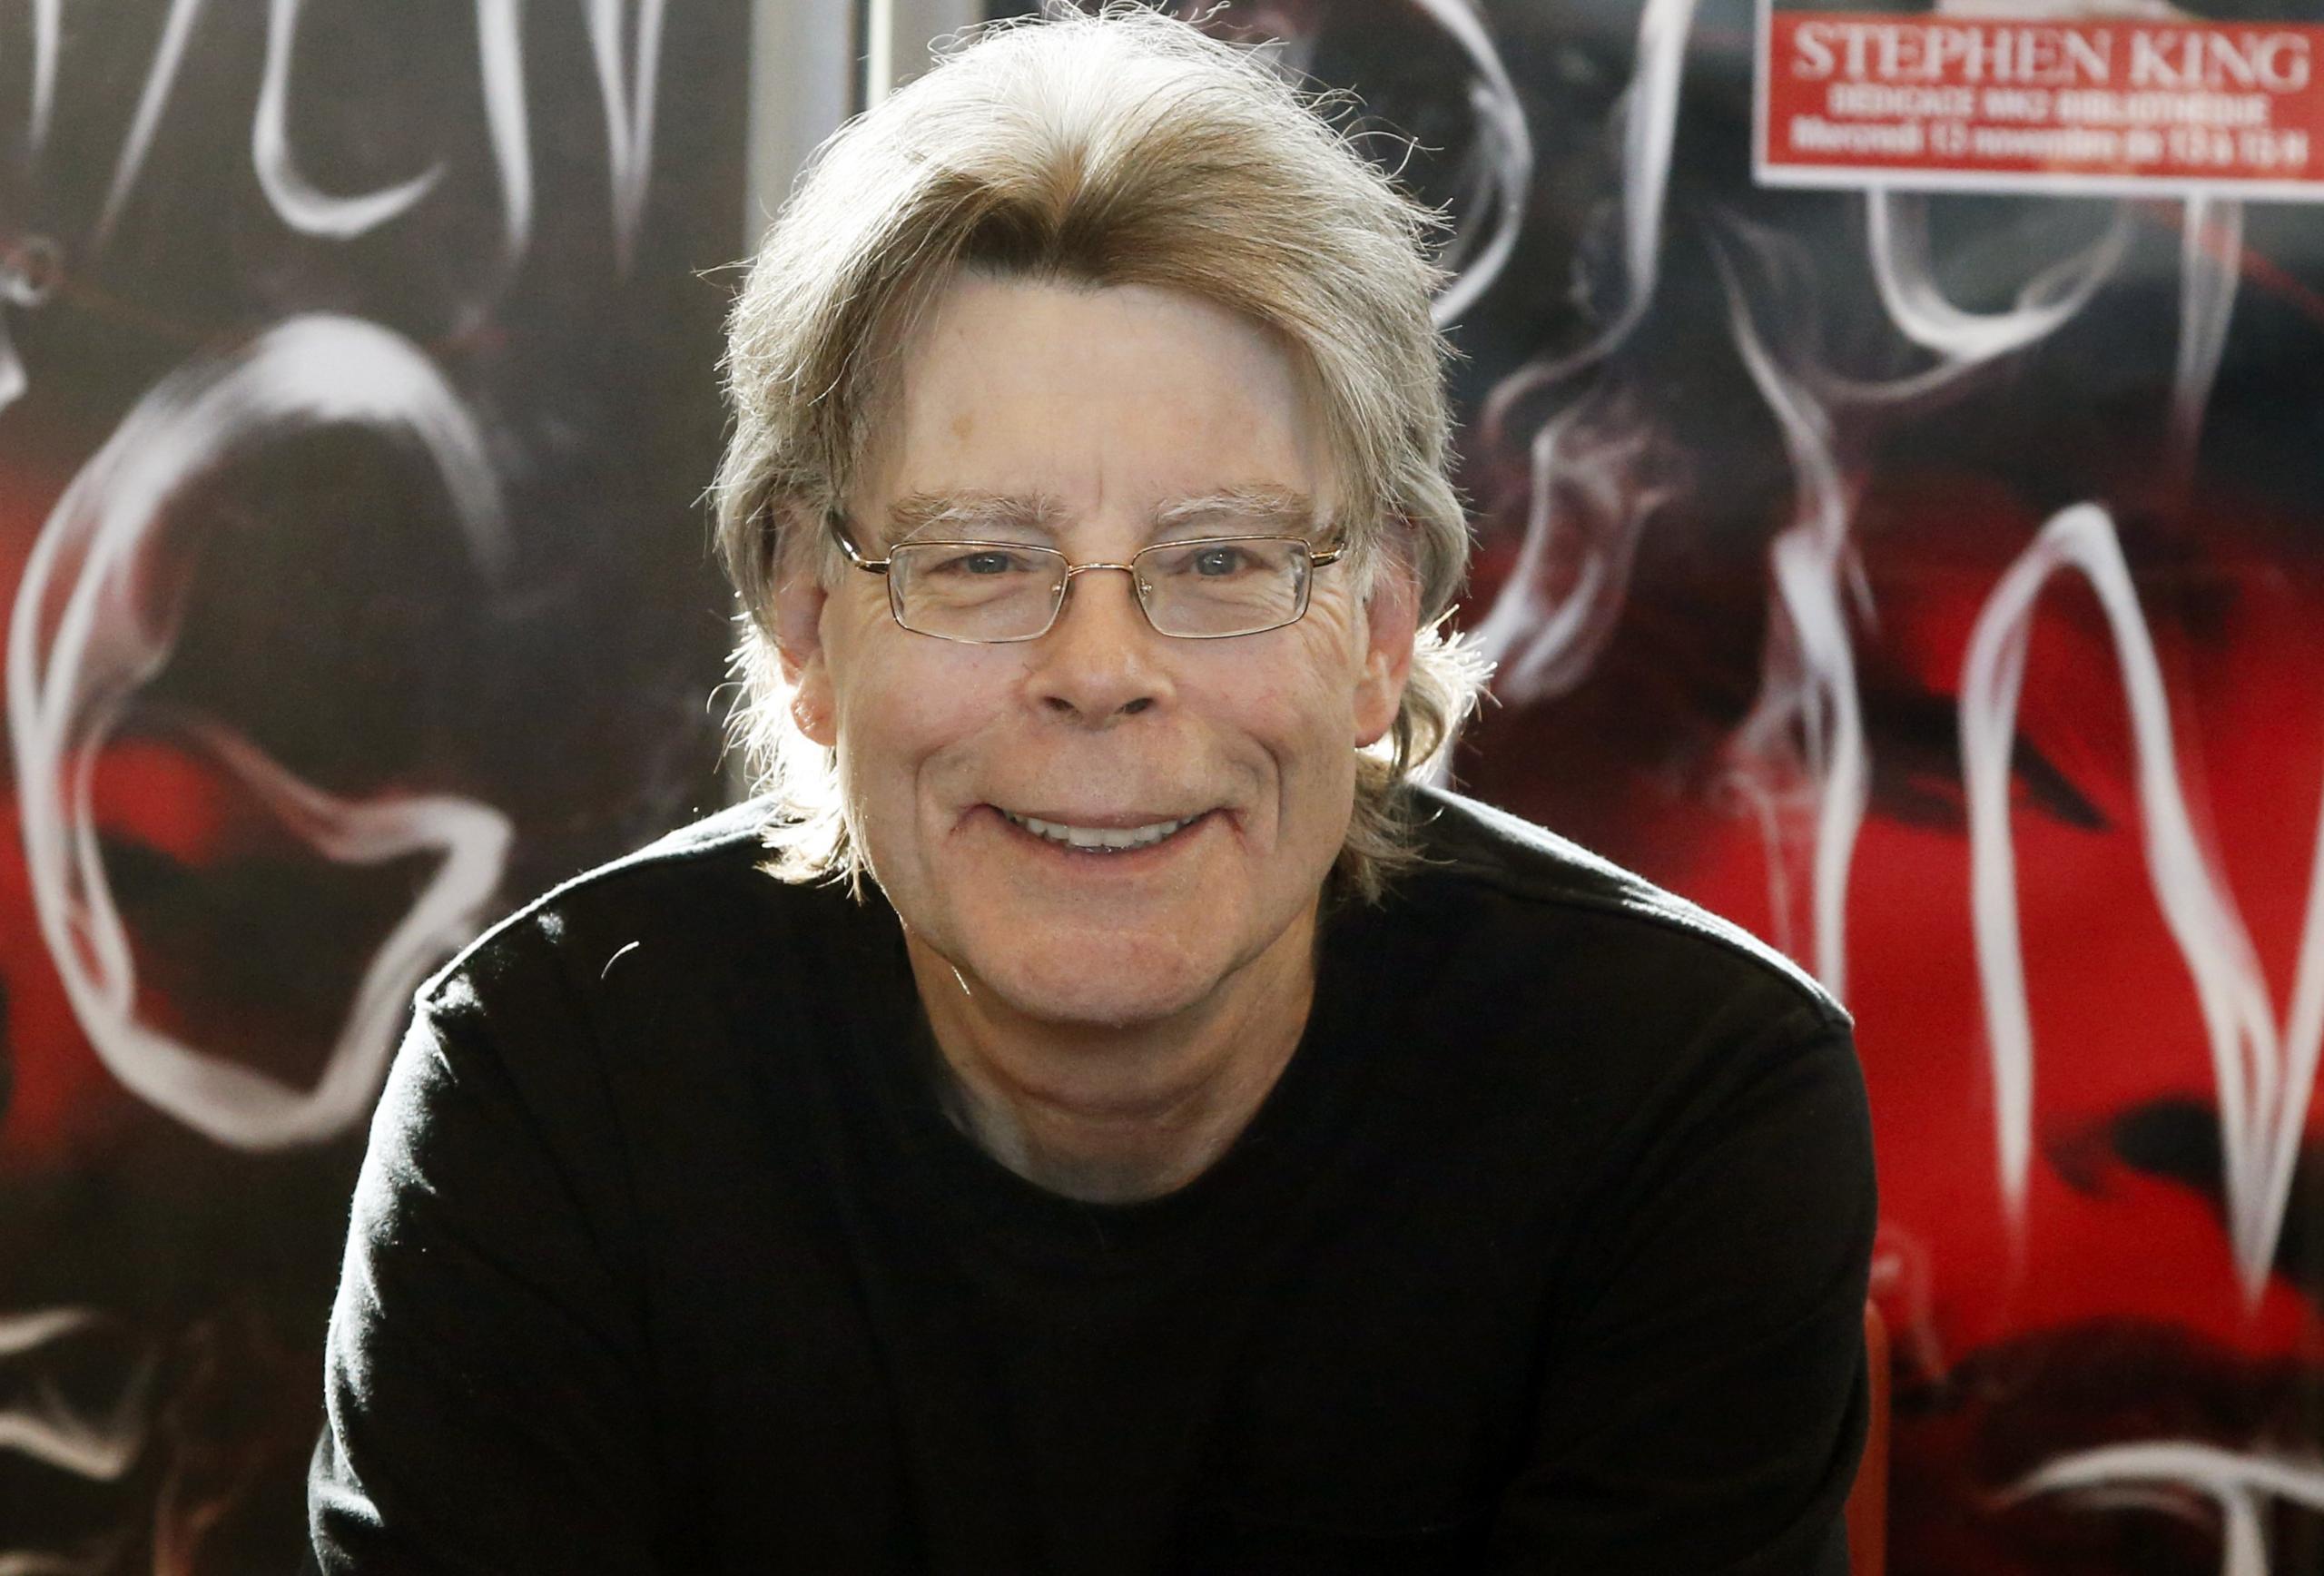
top-left (309, 789), bottom-right (1875, 1574)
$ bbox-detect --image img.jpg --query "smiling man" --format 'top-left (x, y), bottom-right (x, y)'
top-left (790, 275), bottom-right (1405, 1205)
top-left (309, 12), bottom-right (1876, 1575)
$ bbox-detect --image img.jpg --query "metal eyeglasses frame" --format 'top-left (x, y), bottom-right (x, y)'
top-left (830, 517), bottom-right (1345, 644)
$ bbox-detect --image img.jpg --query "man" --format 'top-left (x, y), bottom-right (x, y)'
top-left (309, 11), bottom-right (1875, 1573)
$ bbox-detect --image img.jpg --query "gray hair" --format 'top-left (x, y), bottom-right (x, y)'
top-left (714, 6), bottom-right (1488, 902)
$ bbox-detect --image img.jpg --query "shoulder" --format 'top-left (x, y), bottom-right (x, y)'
top-left (1362, 791), bottom-right (1871, 1247)
top-left (1393, 785), bottom-right (1847, 1039)
top-left (413, 797), bottom-right (834, 1020)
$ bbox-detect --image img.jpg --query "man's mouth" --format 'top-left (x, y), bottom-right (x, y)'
top-left (995, 807), bottom-right (1206, 852)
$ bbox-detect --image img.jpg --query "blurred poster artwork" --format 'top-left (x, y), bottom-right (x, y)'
top-left (1153, 0), bottom-right (2324, 1570)
top-left (1758, 3), bottom-right (2324, 196)
top-left (0, 3), bottom-right (743, 1572)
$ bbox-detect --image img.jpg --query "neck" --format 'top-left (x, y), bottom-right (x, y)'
top-left (903, 915), bottom-right (1319, 1204)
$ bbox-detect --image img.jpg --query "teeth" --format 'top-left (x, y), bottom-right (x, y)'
top-left (1003, 811), bottom-right (1196, 852)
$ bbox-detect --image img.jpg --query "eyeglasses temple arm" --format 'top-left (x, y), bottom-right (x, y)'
top-left (828, 514), bottom-right (891, 575)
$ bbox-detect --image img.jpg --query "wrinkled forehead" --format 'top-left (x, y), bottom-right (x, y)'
top-left (842, 269), bottom-right (1353, 529)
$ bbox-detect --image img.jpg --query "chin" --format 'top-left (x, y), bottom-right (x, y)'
top-left (963, 927), bottom-right (1227, 1029)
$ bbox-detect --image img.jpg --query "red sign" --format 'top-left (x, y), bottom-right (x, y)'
top-left (1757, 9), bottom-right (2324, 196)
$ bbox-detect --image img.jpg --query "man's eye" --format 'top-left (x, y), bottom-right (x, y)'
top-left (1190, 547), bottom-right (1248, 577)
top-left (936, 549), bottom-right (1029, 576)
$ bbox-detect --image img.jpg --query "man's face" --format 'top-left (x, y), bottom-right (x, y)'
top-left (782, 276), bottom-right (1414, 1030)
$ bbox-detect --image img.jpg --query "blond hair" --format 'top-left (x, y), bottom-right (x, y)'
top-left (714, 7), bottom-right (1486, 902)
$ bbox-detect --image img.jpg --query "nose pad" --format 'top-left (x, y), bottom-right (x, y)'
top-left (1031, 565), bottom-right (1168, 722)
top-left (1058, 563), bottom-right (1150, 632)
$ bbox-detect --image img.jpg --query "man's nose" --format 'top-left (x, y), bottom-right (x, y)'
top-left (1024, 566), bottom-right (1172, 724)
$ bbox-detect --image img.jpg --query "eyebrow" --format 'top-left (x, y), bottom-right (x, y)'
top-left (883, 489), bottom-right (1068, 545)
top-left (1152, 486), bottom-right (1323, 538)
top-left (880, 484), bottom-right (1323, 547)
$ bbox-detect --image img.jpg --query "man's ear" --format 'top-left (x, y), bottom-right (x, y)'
top-left (1352, 550), bottom-right (1420, 749)
top-left (773, 548), bottom-right (838, 747)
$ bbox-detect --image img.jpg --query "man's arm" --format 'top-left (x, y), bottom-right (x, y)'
top-left (1488, 1004), bottom-right (1877, 1575)
top-left (310, 958), bottom-right (664, 1574)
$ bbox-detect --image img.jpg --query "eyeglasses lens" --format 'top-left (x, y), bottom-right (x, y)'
top-left (1137, 538), bottom-right (1310, 638)
top-left (887, 544), bottom-right (1068, 643)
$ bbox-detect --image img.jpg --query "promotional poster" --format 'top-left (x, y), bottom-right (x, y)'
top-left (5, 0), bottom-right (2323, 1570)
top-left (0, 5), bottom-right (744, 1570)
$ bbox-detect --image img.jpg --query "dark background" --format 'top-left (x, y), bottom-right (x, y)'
top-left (0, 4), bottom-right (746, 1569)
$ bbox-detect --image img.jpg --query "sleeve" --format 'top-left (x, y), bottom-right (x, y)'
top-left (1485, 1004), bottom-right (1877, 1576)
top-left (308, 952), bottom-right (665, 1574)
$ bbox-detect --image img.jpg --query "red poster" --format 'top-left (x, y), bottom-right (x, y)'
top-left (1758, 5), bottom-right (2324, 196)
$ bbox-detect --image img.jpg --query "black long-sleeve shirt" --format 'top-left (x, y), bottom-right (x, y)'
top-left (309, 788), bottom-right (1876, 1574)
